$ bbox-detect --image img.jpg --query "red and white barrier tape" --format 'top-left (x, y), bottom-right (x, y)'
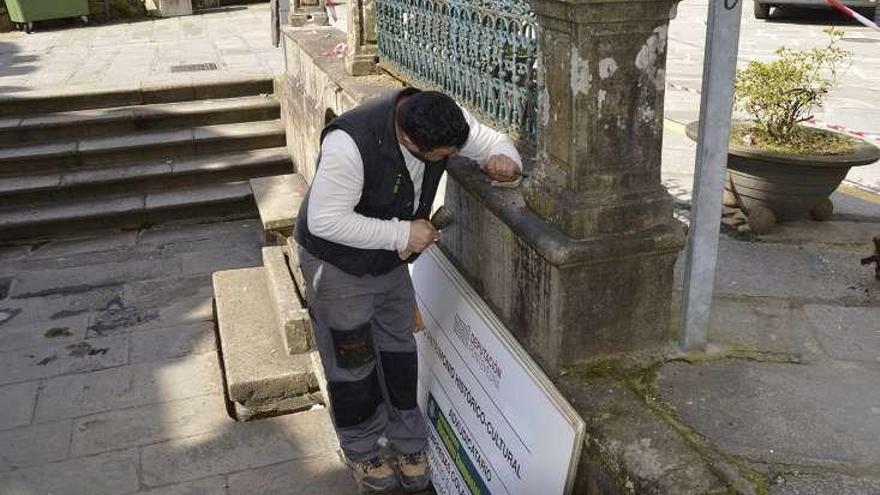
top-left (825, 0), bottom-right (880, 32)
top-left (665, 81), bottom-right (880, 143)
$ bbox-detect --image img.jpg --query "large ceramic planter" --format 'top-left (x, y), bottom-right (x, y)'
top-left (686, 121), bottom-right (880, 233)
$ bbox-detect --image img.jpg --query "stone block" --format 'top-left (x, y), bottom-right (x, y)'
top-left (0, 381), bottom-right (39, 430)
top-left (234, 392), bottom-right (323, 421)
top-left (0, 420), bottom-right (72, 472)
top-left (10, 258), bottom-right (181, 299)
top-left (250, 173), bottom-right (307, 240)
top-left (71, 394), bottom-right (231, 457)
top-left (0, 334), bottom-right (129, 386)
top-left (35, 352), bottom-right (223, 422)
top-left (658, 360), bottom-right (880, 467)
top-left (87, 286), bottom-right (214, 337)
top-left (227, 452), bottom-right (358, 495)
top-left (213, 268), bottom-right (318, 414)
top-left (0, 448), bottom-right (139, 495)
top-left (140, 409), bottom-right (339, 487)
top-left (441, 164), bottom-right (683, 371)
top-left (262, 246), bottom-right (312, 355)
top-left (285, 236), bottom-right (309, 305)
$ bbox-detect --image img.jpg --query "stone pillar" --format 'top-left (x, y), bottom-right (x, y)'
top-left (289, 0), bottom-right (328, 27)
top-left (345, 0), bottom-right (377, 76)
top-left (439, 0), bottom-right (684, 372)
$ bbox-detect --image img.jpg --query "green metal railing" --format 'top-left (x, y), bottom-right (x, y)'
top-left (376, 0), bottom-right (538, 141)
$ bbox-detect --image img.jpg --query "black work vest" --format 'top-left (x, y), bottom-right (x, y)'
top-left (295, 88), bottom-right (448, 277)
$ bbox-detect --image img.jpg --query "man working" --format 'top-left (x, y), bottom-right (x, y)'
top-left (295, 88), bottom-right (521, 493)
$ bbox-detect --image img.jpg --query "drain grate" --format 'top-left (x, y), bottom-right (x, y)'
top-left (170, 62), bottom-right (219, 73)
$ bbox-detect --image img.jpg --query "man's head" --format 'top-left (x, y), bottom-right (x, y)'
top-left (396, 91), bottom-right (470, 162)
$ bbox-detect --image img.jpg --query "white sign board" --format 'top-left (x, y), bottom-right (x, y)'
top-left (411, 247), bottom-right (585, 495)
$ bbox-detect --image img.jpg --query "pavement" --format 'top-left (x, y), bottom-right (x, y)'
top-left (653, 2), bottom-right (880, 493)
top-left (0, 4), bottom-right (282, 94)
top-left (0, 219), bottom-right (359, 495)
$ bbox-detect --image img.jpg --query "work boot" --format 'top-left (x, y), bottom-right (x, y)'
top-left (346, 456), bottom-right (400, 494)
top-left (395, 450), bottom-right (431, 493)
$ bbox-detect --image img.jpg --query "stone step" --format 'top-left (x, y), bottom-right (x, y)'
top-left (262, 246), bottom-right (312, 355)
top-left (0, 95), bottom-right (280, 147)
top-left (0, 181), bottom-right (256, 241)
top-left (0, 148), bottom-right (292, 208)
top-left (0, 76), bottom-right (273, 117)
top-left (213, 267), bottom-right (322, 421)
top-left (285, 235), bottom-right (310, 307)
top-left (250, 173), bottom-right (307, 243)
top-left (0, 120), bottom-right (287, 175)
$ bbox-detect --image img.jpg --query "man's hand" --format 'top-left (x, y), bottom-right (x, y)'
top-left (408, 219), bottom-right (438, 254)
top-left (481, 154), bottom-right (520, 182)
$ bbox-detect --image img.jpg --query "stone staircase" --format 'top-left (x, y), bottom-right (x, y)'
top-left (213, 173), bottom-right (327, 421)
top-left (0, 78), bottom-right (291, 240)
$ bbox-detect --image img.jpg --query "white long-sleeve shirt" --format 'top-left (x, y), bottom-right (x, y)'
top-left (307, 106), bottom-right (522, 252)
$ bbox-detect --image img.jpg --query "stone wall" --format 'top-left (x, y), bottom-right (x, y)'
top-left (278, 26), bottom-right (401, 182)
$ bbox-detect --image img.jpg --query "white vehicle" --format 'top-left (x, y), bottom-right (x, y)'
top-left (754, 0), bottom-right (877, 19)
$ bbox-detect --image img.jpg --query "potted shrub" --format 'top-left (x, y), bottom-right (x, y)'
top-left (686, 28), bottom-right (880, 234)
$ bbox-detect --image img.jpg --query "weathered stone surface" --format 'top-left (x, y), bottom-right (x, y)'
top-left (286, 236), bottom-right (309, 304)
top-left (251, 173), bottom-right (306, 235)
top-left (658, 360), bottom-right (880, 467)
top-left (0, 448), bottom-right (139, 495)
top-left (140, 409), bottom-right (338, 487)
top-left (71, 394), bottom-right (231, 456)
top-left (227, 452), bottom-right (358, 495)
top-left (130, 321), bottom-right (217, 363)
top-left (214, 267), bottom-right (317, 406)
top-left (769, 473), bottom-right (880, 495)
top-left (675, 238), bottom-right (878, 305)
top-left (806, 305), bottom-right (880, 362)
top-left (0, 314), bottom-right (89, 353)
top-left (25, 231), bottom-right (139, 260)
top-left (234, 392), bottom-right (323, 421)
top-left (0, 420), bottom-right (72, 471)
top-left (0, 334), bottom-right (128, 386)
top-left (760, 220), bottom-right (880, 250)
top-left (136, 476), bottom-right (229, 495)
top-left (35, 352), bottom-right (222, 422)
top-left (176, 244), bottom-right (263, 277)
top-left (88, 284), bottom-right (215, 337)
top-left (555, 375), bottom-right (730, 495)
top-left (262, 246), bottom-right (311, 355)
top-left (0, 381), bottom-right (39, 430)
top-left (705, 296), bottom-right (823, 358)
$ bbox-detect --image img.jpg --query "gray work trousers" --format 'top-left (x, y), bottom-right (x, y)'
top-left (299, 246), bottom-right (427, 462)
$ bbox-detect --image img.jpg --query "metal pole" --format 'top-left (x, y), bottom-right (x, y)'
top-left (679, 0), bottom-right (743, 350)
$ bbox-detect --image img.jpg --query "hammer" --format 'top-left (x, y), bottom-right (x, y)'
top-left (398, 205), bottom-right (454, 261)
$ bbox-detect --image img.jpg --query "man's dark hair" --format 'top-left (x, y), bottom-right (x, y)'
top-left (397, 91), bottom-right (470, 152)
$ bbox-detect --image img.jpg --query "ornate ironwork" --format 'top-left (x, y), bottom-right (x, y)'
top-left (376, 0), bottom-right (538, 141)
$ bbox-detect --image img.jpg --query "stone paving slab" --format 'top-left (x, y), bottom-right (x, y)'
top-left (226, 453), bottom-right (359, 495)
top-left (129, 321), bottom-right (217, 364)
top-left (0, 448), bottom-right (140, 495)
top-left (137, 476), bottom-right (229, 495)
top-left (0, 381), bottom-right (39, 431)
top-left (658, 360), bottom-right (880, 468)
top-left (140, 409), bottom-right (338, 487)
top-left (806, 305), bottom-right (880, 363)
top-left (0, 333), bottom-right (129, 386)
top-left (35, 351), bottom-right (222, 422)
top-left (675, 238), bottom-right (878, 305)
top-left (0, 313), bottom-right (89, 353)
top-left (704, 296), bottom-right (824, 359)
top-left (0, 420), bottom-right (72, 472)
top-left (71, 394), bottom-right (232, 457)
top-left (769, 473), bottom-right (880, 495)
